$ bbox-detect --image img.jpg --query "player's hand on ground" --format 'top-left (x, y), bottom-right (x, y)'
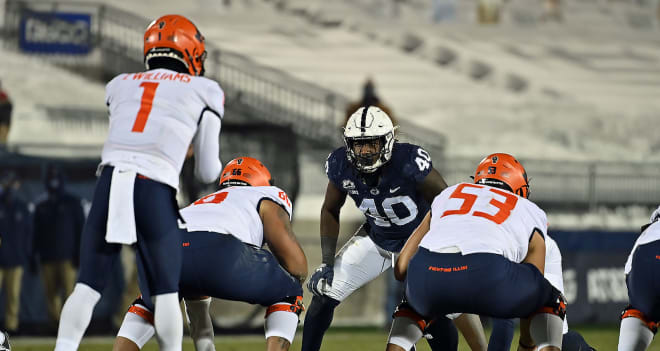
top-left (307, 264), bottom-right (334, 297)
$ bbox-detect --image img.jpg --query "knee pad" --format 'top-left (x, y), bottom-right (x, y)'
top-left (621, 305), bottom-right (658, 334)
top-left (534, 288), bottom-right (567, 320)
top-left (388, 302), bottom-right (428, 350)
top-left (392, 302), bottom-right (429, 332)
top-left (264, 296), bottom-right (304, 344)
top-left (264, 296), bottom-right (305, 318)
top-left (127, 297), bottom-right (154, 325)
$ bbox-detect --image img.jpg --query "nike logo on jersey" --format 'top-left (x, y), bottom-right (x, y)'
top-left (390, 186), bottom-right (400, 193)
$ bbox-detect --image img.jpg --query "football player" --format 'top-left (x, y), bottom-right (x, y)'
top-left (113, 157), bottom-right (306, 351)
top-left (0, 331), bottom-right (10, 351)
top-left (55, 15), bottom-right (224, 351)
top-left (302, 107), bottom-right (487, 351)
top-left (488, 234), bottom-right (594, 351)
top-left (388, 153), bottom-right (565, 351)
top-left (617, 206), bottom-right (660, 351)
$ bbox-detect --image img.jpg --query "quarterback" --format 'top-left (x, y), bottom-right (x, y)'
top-left (55, 15), bottom-right (223, 351)
top-left (389, 153), bottom-right (566, 351)
top-left (114, 157), bottom-right (307, 351)
top-left (302, 107), bottom-right (486, 351)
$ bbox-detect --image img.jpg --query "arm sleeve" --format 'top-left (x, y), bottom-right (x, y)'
top-left (192, 110), bottom-right (222, 184)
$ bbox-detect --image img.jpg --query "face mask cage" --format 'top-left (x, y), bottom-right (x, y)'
top-left (345, 135), bottom-right (387, 172)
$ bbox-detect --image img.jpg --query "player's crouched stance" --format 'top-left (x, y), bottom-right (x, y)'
top-left (113, 157), bottom-right (307, 351)
top-left (617, 206), bottom-right (660, 351)
top-left (387, 153), bottom-right (566, 351)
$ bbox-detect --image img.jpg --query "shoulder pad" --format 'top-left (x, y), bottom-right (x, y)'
top-left (396, 143), bottom-right (433, 182)
top-left (325, 147), bottom-right (348, 181)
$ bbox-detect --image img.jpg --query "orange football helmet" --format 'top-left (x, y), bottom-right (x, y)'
top-left (219, 157), bottom-right (272, 187)
top-left (473, 153), bottom-right (530, 198)
top-left (144, 14), bottom-right (206, 76)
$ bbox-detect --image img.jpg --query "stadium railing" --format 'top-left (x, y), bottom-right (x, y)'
top-left (2, 0), bottom-right (659, 210)
top-left (1, 0), bottom-right (447, 162)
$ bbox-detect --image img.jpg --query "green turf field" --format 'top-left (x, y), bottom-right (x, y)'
top-left (8, 326), bottom-right (660, 351)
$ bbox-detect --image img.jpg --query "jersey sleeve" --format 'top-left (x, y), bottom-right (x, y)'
top-left (104, 74), bottom-right (123, 106)
top-left (325, 148), bottom-right (347, 190)
top-left (204, 81), bottom-right (225, 119)
top-left (260, 187), bottom-right (293, 220)
top-left (402, 144), bottom-right (433, 183)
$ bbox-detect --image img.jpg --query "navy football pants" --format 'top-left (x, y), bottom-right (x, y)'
top-left (77, 166), bottom-right (182, 300)
top-left (626, 240), bottom-right (660, 322)
top-left (406, 248), bottom-right (555, 320)
top-left (137, 231), bottom-right (302, 310)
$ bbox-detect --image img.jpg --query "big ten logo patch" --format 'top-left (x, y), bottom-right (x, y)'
top-left (586, 268), bottom-right (628, 303)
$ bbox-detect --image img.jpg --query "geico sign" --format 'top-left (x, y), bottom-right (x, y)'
top-left (23, 16), bottom-right (89, 45)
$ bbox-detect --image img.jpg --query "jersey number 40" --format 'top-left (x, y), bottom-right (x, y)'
top-left (358, 196), bottom-right (418, 227)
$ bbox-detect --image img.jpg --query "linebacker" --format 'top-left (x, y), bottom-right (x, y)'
top-left (302, 106), bottom-right (486, 351)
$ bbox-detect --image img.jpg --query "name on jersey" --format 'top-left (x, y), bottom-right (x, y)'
top-left (123, 72), bottom-right (191, 83)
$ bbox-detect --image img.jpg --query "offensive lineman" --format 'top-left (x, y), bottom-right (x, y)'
top-left (55, 15), bottom-right (223, 351)
top-left (302, 106), bottom-right (487, 351)
top-left (488, 234), bottom-right (595, 351)
top-left (617, 206), bottom-right (660, 351)
top-left (388, 153), bottom-right (566, 351)
top-left (113, 157), bottom-right (307, 351)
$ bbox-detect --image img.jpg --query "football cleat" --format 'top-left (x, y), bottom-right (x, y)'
top-left (473, 153), bottom-right (530, 198)
top-left (219, 157), bottom-right (272, 188)
top-left (144, 14), bottom-right (207, 76)
top-left (343, 106), bottom-right (398, 173)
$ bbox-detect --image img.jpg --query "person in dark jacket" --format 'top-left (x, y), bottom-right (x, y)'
top-left (0, 172), bottom-right (31, 333)
top-left (32, 165), bottom-right (84, 325)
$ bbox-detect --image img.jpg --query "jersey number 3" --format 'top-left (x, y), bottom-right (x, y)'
top-left (441, 183), bottom-right (518, 224)
top-left (132, 82), bottom-right (159, 133)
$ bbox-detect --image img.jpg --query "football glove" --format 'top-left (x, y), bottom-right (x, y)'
top-left (307, 264), bottom-right (334, 297)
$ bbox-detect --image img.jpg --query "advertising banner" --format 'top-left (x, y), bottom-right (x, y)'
top-left (19, 11), bottom-right (92, 54)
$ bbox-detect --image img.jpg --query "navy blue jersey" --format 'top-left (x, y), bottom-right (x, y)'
top-left (326, 142), bottom-right (432, 252)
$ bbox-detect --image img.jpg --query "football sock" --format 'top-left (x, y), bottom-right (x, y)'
top-left (530, 313), bottom-right (564, 350)
top-left (562, 329), bottom-right (595, 351)
top-left (487, 318), bottom-right (515, 351)
top-left (618, 316), bottom-right (654, 351)
top-left (153, 292), bottom-right (184, 351)
top-left (425, 316), bottom-right (458, 351)
top-left (301, 295), bottom-right (340, 351)
top-left (185, 298), bottom-right (215, 351)
top-left (54, 283), bottom-right (101, 351)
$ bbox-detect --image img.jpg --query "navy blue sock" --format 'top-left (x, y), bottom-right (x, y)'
top-left (488, 318), bottom-right (515, 351)
top-left (563, 329), bottom-right (596, 351)
top-left (425, 316), bottom-right (458, 351)
top-left (301, 295), bottom-right (340, 351)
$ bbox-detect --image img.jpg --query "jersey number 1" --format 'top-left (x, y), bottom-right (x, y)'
top-left (132, 82), bottom-right (159, 133)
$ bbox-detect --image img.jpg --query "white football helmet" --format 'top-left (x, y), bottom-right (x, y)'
top-left (343, 106), bottom-right (398, 173)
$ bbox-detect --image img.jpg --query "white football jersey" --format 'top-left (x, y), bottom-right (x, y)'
top-left (624, 205), bottom-right (660, 274)
top-left (101, 69), bottom-right (225, 189)
top-left (420, 182), bottom-right (548, 263)
top-left (180, 186), bottom-right (293, 247)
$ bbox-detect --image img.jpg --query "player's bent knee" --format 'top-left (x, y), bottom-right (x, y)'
top-left (264, 296), bottom-right (304, 343)
top-left (387, 302), bottom-right (427, 351)
top-left (117, 311), bottom-right (155, 349)
top-left (621, 305), bottom-right (659, 334)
